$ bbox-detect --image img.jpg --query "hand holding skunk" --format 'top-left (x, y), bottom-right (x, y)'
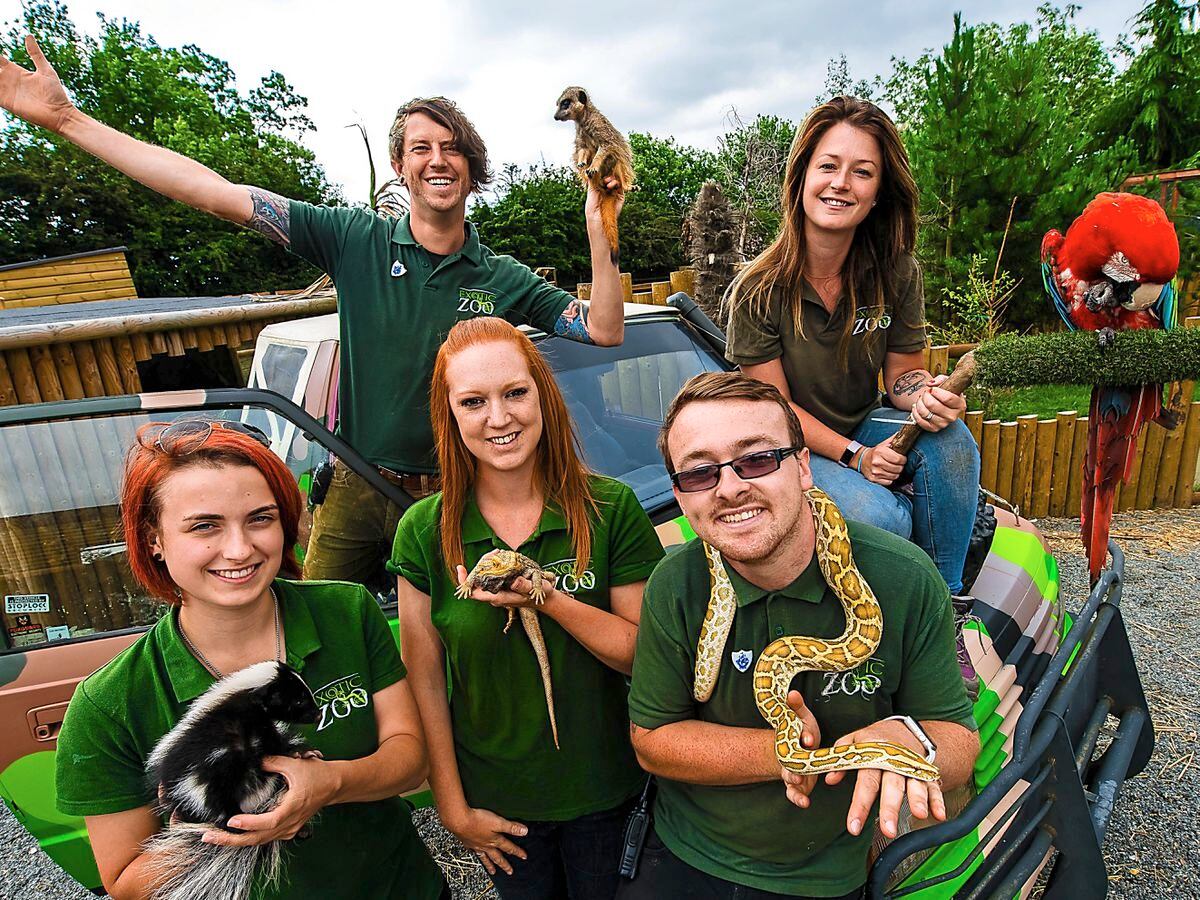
top-left (200, 751), bottom-right (336, 846)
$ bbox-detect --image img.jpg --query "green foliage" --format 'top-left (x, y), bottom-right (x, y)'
top-left (0, 1), bottom-right (337, 296)
top-left (882, 5), bottom-right (1137, 330)
top-left (471, 164), bottom-right (591, 281)
top-left (969, 384), bottom-right (1092, 420)
top-left (972, 328), bottom-right (1200, 388)
top-left (473, 133), bottom-right (718, 282)
top-left (928, 253), bottom-right (1016, 345)
top-left (713, 112), bottom-right (796, 256)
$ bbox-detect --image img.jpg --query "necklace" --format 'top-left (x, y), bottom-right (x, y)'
top-left (178, 587), bottom-right (282, 679)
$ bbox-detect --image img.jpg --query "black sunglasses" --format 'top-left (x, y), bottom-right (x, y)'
top-left (670, 446), bottom-right (802, 493)
top-left (146, 419), bottom-right (272, 454)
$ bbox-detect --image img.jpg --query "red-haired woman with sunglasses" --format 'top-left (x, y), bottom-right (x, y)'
top-left (390, 318), bottom-right (664, 900)
top-left (53, 420), bottom-right (447, 900)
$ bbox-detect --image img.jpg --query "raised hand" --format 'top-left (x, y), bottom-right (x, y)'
top-left (0, 36), bottom-right (77, 133)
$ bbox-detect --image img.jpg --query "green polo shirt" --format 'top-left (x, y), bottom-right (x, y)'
top-left (725, 255), bottom-right (927, 437)
top-left (288, 204), bottom-right (576, 472)
top-left (55, 580), bottom-right (444, 900)
top-left (388, 475), bottom-right (663, 820)
top-left (628, 521), bottom-right (975, 897)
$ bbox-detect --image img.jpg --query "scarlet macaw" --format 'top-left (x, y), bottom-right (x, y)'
top-left (1041, 191), bottom-right (1179, 583)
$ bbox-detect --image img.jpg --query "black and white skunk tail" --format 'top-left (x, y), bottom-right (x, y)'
top-left (141, 814), bottom-right (283, 900)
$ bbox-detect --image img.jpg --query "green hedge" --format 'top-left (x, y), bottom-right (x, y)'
top-left (972, 329), bottom-right (1200, 388)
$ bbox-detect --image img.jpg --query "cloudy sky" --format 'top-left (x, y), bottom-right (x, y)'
top-left (2, 0), bottom-right (1141, 201)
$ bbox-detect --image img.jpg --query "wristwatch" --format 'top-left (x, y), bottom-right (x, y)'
top-left (838, 440), bottom-right (864, 468)
top-left (882, 714), bottom-right (937, 763)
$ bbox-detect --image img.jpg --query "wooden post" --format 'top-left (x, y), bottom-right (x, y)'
top-left (670, 268), bottom-right (696, 297)
top-left (1013, 414), bottom-right (1038, 511)
top-left (29, 346), bottom-right (65, 402)
top-left (166, 330), bottom-right (186, 357)
top-left (197, 327), bottom-right (214, 353)
top-left (7, 349), bottom-right (42, 403)
top-left (92, 339), bottom-right (124, 394)
top-left (1049, 411), bottom-right (1077, 517)
top-left (997, 422), bottom-right (1018, 505)
top-left (73, 341), bottom-right (106, 397)
top-left (1117, 431), bottom-right (1148, 513)
top-left (1030, 419), bottom-right (1057, 518)
top-left (1176, 401), bottom-right (1200, 507)
top-left (651, 281), bottom-right (672, 305)
top-left (576, 282), bottom-right (592, 301)
top-left (927, 345), bottom-right (950, 377)
top-left (213, 324), bottom-right (230, 346)
top-left (0, 355), bottom-right (18, 406)
top-left (980, 420), bottom-right (1001, 494)
top-left (620, 273), bottom-right (634, 305)
top-left (965, 410), bottom-right (983, 447)
top-left (1156, 409), bottom-right (1188, 507)
top-left (50, 344), bottom-right (86, 401)
top-left (1135, 424), bottom-right (1167, 509)
top-left (130, 332), bottom-right (152, 361)
top-left (149, 331), bottom-right (168, 356)
top-left (1066, 416), bottom-right (1088, 518)
top-left (114, 336), bottom-right (141, 393)
top-left (181, 327), bottom-right (199, 350)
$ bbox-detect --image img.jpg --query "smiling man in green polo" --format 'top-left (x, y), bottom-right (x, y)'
top-left (0, 51), bottom-right (629, 588)
top-left (620, 373), bottom-right (978, 900)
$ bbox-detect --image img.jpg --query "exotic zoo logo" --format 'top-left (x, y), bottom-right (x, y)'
top-left (819, 659), bottom-right (884, 699)
top-left (540, 558), bottom-right (597, 596)
top-left (457, 287), bottom-right (497, 316)
top-left (313, 673), bottom-right (369, 731)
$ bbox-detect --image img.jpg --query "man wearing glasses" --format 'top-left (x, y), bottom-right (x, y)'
top-left (622, 372), bottom-right (978, 900)
top-left (0, 38), bottom-right (626, 588)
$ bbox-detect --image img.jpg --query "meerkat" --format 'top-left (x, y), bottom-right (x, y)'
top-left (554, 86), bottom-right (634, 265)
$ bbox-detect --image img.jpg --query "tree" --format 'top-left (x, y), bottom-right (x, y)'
top-left (883, 5), bottom-right (1134, 327)
top-left (0, 1), bottom-right (338, 296)
top-left (714, 111), bottom-right (796, 257)
top-left (1097, 0), bottom-right (1200, 171)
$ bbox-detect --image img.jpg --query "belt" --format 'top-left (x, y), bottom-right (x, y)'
top-left (376, 465), bottom-right (440, 494)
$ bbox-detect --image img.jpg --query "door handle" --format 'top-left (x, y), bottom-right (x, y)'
top-left (27, 702), bottom-right (68, 742)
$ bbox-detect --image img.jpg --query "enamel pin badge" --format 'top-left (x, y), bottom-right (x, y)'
top-left (731, 649), bottom-right (754, 673)
top-left (391, 260), bottom-right (407, 277)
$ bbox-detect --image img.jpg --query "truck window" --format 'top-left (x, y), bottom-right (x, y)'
top-left (0, 408), bottom-right (323, 653)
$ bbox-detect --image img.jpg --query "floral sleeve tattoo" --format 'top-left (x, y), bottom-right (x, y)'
top-left (245, 187), bottom-right (291, 246)
top-left (892, 371), bottom-right (929, 396)
top-left (553, 299), bottom-right (594, 344)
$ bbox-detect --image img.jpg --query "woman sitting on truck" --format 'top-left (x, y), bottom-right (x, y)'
top-left (54, 419), bottom-right (446, 899)
top-left (390, 316), bottom-right (664, 900)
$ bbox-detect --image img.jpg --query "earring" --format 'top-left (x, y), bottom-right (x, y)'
top-left (872, 201), bottom-right (877, 207)
top-left (153, 552), bottom-right (163, 561)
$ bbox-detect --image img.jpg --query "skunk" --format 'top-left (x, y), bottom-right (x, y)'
top-left (141, 660), bottom-right (319, 900)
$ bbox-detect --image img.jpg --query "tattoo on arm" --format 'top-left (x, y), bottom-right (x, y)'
top-left (892, 371), bottom-right (929, 396)
top-left (244, 187), bottom-right (291, 247)
top-left (553, 299), bottom-right (595, 345)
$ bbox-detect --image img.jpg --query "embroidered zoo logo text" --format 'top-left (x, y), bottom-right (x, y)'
top-left (313, 673), bottom-right (369, 731)
top-left (820, 659), bottom-right (884, 699)
top-left (851, 310), bottom-right (892, 336)
top-left (457, 288), bottom-right (496, 315)
top-left (540, 558), bottom-right (597, 595)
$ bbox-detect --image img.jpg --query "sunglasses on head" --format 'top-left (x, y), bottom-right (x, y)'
top-left (145, 419), bottom-right (272, 455)
top-left (670, 446), bottom-right (802, 493)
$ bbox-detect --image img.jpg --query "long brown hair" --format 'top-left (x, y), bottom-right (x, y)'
top-left (725, 96), bottom-right (919, 367)
top-left (389, 96), bottom-right (493, 192)
top-left (430, 317), bottom-right (597, 576)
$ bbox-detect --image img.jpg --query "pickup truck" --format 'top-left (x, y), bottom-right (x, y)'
top-left (0, 295), bottom-right (1152, 897)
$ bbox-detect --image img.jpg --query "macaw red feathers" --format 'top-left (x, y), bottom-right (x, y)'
top-left (1041, 192), bottom-right (1180, 584)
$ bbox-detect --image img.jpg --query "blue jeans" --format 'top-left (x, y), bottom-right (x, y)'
top-left (808, 408), bottom-right (980, 594)
top-left (490, 800), bottom-right (634, 900)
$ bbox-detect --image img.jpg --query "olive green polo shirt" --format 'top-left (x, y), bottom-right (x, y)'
top-left (725, 255), bottom-right (927, 437)
top-left (628, 521), bottom-right (975, 897)
top-left (388, 475), bottom-right (663, 820)
top-left (288, 204), bottom-right (576, 473)
top-left (55, 580), bottom-right (444, 900)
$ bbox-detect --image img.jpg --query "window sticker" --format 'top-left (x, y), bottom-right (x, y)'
top-left (45, 625), bottom-right (71, 642)
top-left (5, 594), bottom-right (50, 615)
top-left (8, 614), bottom-right (46, 648)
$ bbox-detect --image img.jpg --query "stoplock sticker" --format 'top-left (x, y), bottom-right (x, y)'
top-left (5, 594), bottom-right (50, 615)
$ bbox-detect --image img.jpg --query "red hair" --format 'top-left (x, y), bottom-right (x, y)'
top-left (122, 423), bottom-right (303, 604)
top-left (430, 317), bottom-right (597, 576)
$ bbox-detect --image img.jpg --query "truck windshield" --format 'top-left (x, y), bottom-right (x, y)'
top-left (536, 319), bottom-right (729, 514)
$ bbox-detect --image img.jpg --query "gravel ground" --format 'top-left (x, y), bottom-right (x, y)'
top-left (3, 507), bottom-right (1198, 899)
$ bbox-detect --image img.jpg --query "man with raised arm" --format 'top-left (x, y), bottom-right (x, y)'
top-left (0, 36), bottom-right (626, 587)
top-left (621, 372), bottom-right (978, 900)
